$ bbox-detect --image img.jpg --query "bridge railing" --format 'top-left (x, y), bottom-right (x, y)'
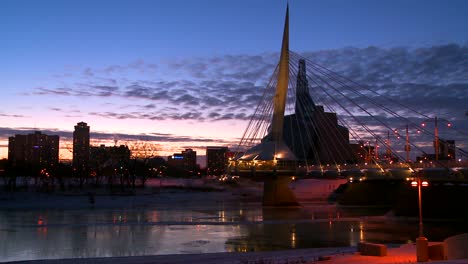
top-left (228, 159), bottom-right (468, 179)
top-left (229, 160), bottom-right (298, 172)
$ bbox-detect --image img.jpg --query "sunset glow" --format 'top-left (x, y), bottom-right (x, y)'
top-left (1, 0), bottom-right (467, 162)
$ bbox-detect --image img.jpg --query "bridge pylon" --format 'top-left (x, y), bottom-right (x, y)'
top-left (233, 4), bottom-right (299, 207)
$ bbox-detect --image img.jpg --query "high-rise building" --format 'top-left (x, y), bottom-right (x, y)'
top-left (73, 122), bottom-right (90, 176)
top-left (282, 59), bottom-right (355, 164)
top-left (90, 144), bottom-right (131, 168)
top-left (295, 59), bottom-right (315, 119)
top-left (206, 146), bottom-right (228, 175)
top-left (182, 148), bottom-right (197, 173)
top-left (436, 138), bottom-right (456, 160)
top-left (167, 153), bottom-right (185, 168)
top-left (8, 131), bottom-right (59, 167)
top-left (167, 148), bottom-right (197, 174)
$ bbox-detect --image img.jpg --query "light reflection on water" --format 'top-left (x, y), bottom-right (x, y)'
top-left (0, 202), bottom-right (466, 262)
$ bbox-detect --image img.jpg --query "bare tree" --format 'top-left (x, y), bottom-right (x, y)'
top-left (128, 140), bottom-right (159, 188)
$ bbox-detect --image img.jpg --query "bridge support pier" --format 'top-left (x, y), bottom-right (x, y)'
top-left (263, 175), bottom-right (299, 207)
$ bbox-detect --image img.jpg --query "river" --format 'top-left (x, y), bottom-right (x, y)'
top-left (0, 179), bottom-right (466, 262)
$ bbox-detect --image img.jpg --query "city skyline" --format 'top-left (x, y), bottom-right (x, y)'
top-left (1, 0), bottom-right (468, 160)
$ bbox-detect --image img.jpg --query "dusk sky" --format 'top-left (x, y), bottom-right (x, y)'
top-left (1, 0), bottom-right (467, 161)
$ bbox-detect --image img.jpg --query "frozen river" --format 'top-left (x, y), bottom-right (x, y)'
top-left (0, 179), bottom-right (466, 262)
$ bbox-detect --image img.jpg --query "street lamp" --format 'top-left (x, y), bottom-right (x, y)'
top-left (411, 172), bottom-right (429, 262)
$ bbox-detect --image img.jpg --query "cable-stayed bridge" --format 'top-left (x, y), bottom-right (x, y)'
top-left (228, 5), bottom-right (467, 206)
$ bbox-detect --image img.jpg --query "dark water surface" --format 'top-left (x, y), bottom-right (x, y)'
top-left (0, 191), bottom-right (466, 262)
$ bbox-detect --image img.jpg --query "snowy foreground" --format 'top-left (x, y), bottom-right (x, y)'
top-left (5, 244), bottom-right (468, 264)
top-left (0, 177), bottom-right (343, 210)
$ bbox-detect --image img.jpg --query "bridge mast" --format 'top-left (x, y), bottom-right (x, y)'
top-left (261, 4), bottom-right (299, 207)
top-left (270, 4), bottom-right (289, 144)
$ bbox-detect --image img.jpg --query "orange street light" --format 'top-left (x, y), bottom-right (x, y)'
top-left (411, 173), bottom-right (429, 262)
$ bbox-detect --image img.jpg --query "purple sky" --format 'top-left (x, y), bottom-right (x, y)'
top-left (1, 0), bottom-right (467, 161)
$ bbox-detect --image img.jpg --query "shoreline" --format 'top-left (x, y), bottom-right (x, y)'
top-left (4, 244), bottom-right (468, 264)
top-left (0, 178), bottom-right (263, 210)
top-left (2, 247), bottom-right (356, 264)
